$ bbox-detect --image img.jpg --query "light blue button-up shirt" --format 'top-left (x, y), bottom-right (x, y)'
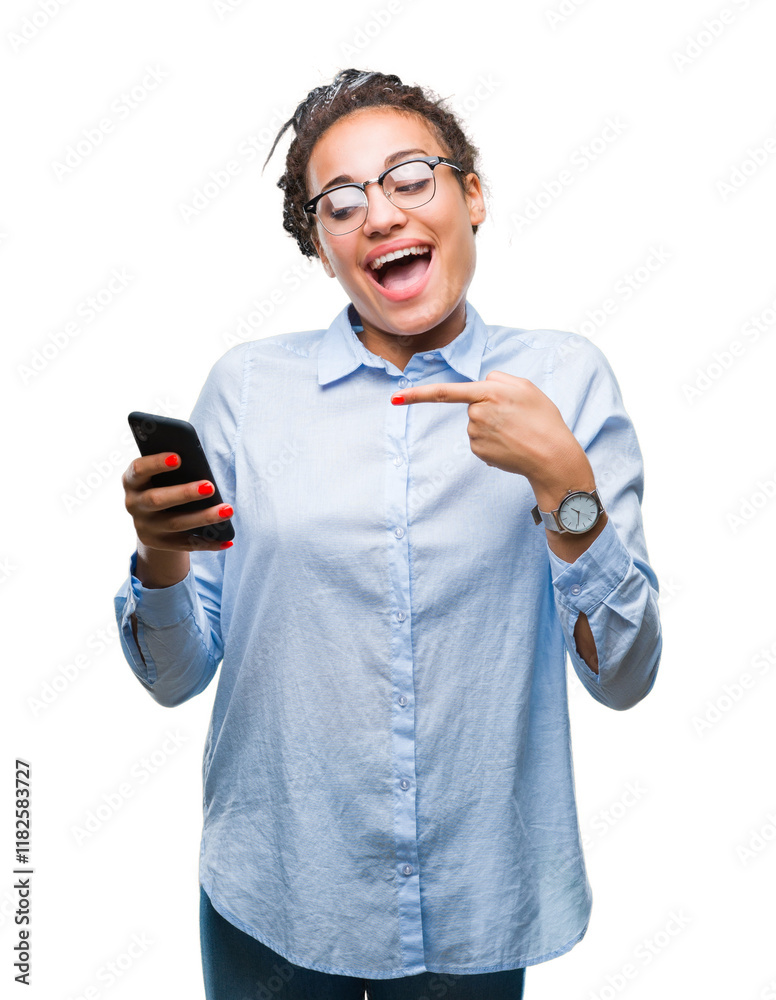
top-left (114, 301), bottom-right (661, 978)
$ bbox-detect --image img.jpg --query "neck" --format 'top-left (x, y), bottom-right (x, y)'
top-left (354, 301), bottom-right (467, 371)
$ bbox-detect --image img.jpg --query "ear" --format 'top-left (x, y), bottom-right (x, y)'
top-left (311, 230), bottom-right (336, 278)
top-left (463, 173), bottom-right (486, 227)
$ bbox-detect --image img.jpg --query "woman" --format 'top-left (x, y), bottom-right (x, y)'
top-left (115, 69), bottom-right (662, 1000)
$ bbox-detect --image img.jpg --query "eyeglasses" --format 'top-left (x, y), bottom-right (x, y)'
top-left (303, 156), bottom-right (465, 236)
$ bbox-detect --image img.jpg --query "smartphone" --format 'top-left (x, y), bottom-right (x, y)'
top-left (128, 411), bottom-right (234, 543)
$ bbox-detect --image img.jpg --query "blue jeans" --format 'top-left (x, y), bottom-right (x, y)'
top-left (200, 886), bottom-right (526, 999)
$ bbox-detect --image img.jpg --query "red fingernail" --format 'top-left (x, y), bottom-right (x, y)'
top-left (218, 505), bottom-right (233, 518)
top-left (220, 540), bottom-right (233, 549)
top-left (392, 395), bottom-right (405, 405)
top-left (198, 482), bottom-right (214, 495)
top-left (165, 454), bottom-right (179, 467)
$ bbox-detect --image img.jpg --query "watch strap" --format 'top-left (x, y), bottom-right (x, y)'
top-left (531, 504), bottom-right (561, 531)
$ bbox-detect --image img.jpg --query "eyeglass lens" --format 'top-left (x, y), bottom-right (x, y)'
top-left (316, 161), bottom-right (436, 235)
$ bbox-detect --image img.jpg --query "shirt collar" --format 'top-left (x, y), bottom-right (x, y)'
top-left (317, 301), bottom-right (489, 385)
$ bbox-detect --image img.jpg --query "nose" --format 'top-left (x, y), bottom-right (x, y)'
top-left (362, 181), bottom-right (408, 236)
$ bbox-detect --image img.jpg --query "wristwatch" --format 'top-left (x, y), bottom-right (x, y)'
top-left (531, 488), bottom-right (604, 535)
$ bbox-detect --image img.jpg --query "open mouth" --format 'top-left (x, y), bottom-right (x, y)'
top-left (365, 245), bottom-right (433, 297)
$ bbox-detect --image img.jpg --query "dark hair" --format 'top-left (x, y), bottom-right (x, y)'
top-left (263, 69), bottom-right (483, 259)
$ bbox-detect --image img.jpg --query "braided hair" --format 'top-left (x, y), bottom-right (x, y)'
top-left (263, 69), bottom-right (482, 258)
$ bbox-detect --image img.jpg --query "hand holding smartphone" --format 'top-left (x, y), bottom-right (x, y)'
top-left (128, 412), bottom-right (235, 543)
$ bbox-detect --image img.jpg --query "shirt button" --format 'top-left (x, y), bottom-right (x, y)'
top-left (398, 695), bottom-right (408, 707)
top-left (423, 353), bottom-right (435, 360)
top-left (402, 865), bottom-right (413, 876)
top-left (396, 611), bottom-right (406, 622)
top-left (399, 779), bottom-right (410, 790)
top-left (571, 584), bottom-right (581, 596)
top-left (398, 377), bottom-right (410, 388)
top-left (393, 455), bottom-right (403, 466)
top-left (394, 527), bottom-right (404, 538)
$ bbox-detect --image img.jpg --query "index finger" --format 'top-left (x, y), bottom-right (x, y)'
top-left (122, 451), bottom-right (182, 490)
top-left (390, 382), bottom-right (488, 405)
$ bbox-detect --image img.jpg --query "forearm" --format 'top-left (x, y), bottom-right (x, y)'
top-left (529, 443), bottom-right (606, 674)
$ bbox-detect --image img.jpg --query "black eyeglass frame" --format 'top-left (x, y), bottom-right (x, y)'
top-left (303, 156), bottom-right (465, 231)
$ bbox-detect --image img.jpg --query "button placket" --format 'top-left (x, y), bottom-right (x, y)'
top-left (385, 381), bottom-right (423, 966)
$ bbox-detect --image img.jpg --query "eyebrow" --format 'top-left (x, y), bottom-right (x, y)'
top-left (321, 148), bottom-right (430, 192)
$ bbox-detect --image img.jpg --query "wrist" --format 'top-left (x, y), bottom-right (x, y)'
top-left (135, 542), bottom-right (190, 590)
top-left (545, 510), bottom-right (608, 563)
top-left (528, 446), bottom-right (594, 512)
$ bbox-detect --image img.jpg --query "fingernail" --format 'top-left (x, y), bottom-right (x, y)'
top-left (218, 505), bottom-right (233, 518)
top-left (165, 454), bottom-right (179, 467)
top-left (391, 395), bottom-right (405, 405)
top-left (220, 540), bottom-right (233, 550)
top-left (198, 483), bottom-right (214, 495)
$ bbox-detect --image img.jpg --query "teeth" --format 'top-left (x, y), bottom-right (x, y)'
top-left (369, 245), bottom-right (430, 271)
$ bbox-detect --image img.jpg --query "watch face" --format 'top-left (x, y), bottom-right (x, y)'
top-left (558, 493), bottom-right (599, 533)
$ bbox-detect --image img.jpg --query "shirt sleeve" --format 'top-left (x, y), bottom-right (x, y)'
top-left (545, 334), bottom-right (663, 711)
top-left (113, 342), bottom-right (247, 708)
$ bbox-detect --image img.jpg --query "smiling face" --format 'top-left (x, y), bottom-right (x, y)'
top-left (306, 107), bottom-right (486, 362)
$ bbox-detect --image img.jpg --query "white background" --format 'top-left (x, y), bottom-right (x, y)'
top-left (3, 0), bottom-right (775, 997)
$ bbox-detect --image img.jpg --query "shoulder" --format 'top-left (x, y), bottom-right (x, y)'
top-left (221, 327), bottom-right (328, 361)
top-left (481, 319), bottom-right (614, 386)
top-left (201, 328), bottom-right (327, 389)
top-left (486, 322), bottom-right (607, 364)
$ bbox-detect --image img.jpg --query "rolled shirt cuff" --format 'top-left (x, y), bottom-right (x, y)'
top-left (546, 516), bottom-right (632, 615)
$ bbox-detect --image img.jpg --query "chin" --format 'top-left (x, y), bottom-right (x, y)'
top-left (363, 290), bottom-right (465, 337)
